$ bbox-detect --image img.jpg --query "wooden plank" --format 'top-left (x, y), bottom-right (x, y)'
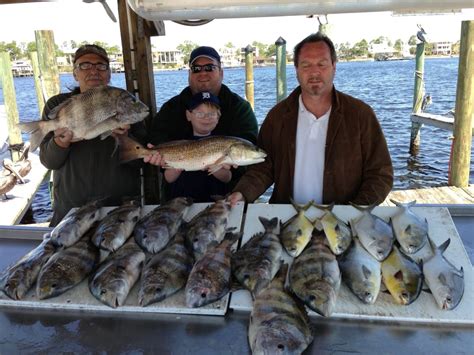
top-left (384, 185), bottom-right (474, 205)
top-left (230, 204), bottom-right (473, 325)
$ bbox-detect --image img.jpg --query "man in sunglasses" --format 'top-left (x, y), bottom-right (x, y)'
top-left (146, 46), bottom-right (258, 202)
top-left (38, 44), bottom-right (146, 226)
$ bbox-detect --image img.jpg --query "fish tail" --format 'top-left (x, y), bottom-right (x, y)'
top-left (289, 197), bottom-right (313, 212)
top-left (18, 121), bottom-right (50, 152)
top-left (349, 201), bottom-right (377, 212)
top-left (117, 134), bottom-right (150, 163)
top-left (311, 201), bottom-right (335, 212)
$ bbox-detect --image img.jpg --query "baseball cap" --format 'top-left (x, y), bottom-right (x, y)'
top-left (188, 91), bottom-right (221, 110)
top-left (73, 44), bottom-right (110, 64)
top-left (189, 46), bottom-right (221, 65)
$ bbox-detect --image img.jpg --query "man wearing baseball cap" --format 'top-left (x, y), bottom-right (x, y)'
top-left (146, 45), bottom-right (258, 203)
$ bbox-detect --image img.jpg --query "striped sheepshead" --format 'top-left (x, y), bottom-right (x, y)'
top-left (0, 234), bottom-right (56, 300)
top-left (185, 232), bottom-right (240, 308)
top-left (117, 135), bottom-right (266, 174)
top-left (338, 238), bottom-right (381, 304)
top-left (349, 203), bottom-right (394, 261)
top-left (92, 201), bottom-right (141, 252)
top-left (134, 197), bottom-right (192, 254)
top-left (381, 245), bottom-right (423, 305)
top-left (423, 238), bottom-right (464, 310)
top-left (185, 199), bottom-right (233, 260)
top-left (50, 198), bottom-right (103, 247)
top-left (249, 263), bottom-right (314, 355)
top-left (280, 199), bottom-right (315, 257)
top-left (19, 85), bottom-right (149, 151)
top-left (89, 240), bottom-right (146, 308)
top-left (312, 202), bottom-right (352, 255)
top-left (289, 231), bottom-right (341, 317)
top-left (232, 216), bottom-right (282, 298)
top-left (389, 199), bottom-right (428, 254)
top-left (36, 227), bottom-right (100, 300)
top-left (138, 231), bottom-right (194, 307)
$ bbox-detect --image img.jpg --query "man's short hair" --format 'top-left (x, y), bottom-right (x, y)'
top-left (293, 33), bottom-right (337, 66)
top-left (73, 44), bottom-right (109, 64)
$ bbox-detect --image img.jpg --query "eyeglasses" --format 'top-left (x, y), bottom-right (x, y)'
top-left (190, 64), bottom-right (220, 74)
top-left (75, 62), bottom-right (109, 71)
top-left (192, 111), bottom-right (219, 119)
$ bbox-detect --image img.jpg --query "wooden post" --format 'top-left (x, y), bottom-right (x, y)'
top-left (244, 45), bottom-right (254, 109)
top-left (275, 37), bottom-right (287, 103)
top-left (29, 51), bottom-right (46, 115)
top-left (34, 30), bottom-right (60, 102)
top-left (409, 42), bottom-right (425, 155)
top-left (449, 20), bottom-right (474, 187)
top-left (0, 52), bottom-right (22, 161)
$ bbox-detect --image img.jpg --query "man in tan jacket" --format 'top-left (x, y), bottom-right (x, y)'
top-left (228, 33), bottom-right (393, 206)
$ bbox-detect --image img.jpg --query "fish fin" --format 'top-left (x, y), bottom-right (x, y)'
top-left (362, 265), bottom-right (372, 279)
top-left (438, 238), bottom-right (451, 253)
top-left (100, 130), bottom-right (113, 140)
top-left (207, 163), bottom-right (223, 175)
top-left (3, 160), bottom-right (25, 183)
top-left (18, 120), bottom-right (52, 152)
top-left (314, 218), bottom-right (323, 231)
top-left (289, 197), bottom-right (312, 212)
top-left (258, 216), bottom-right (280, 233)
top-left (349, 201), bottom-right (377, 213)
top-left (394, 270), bottom-right (404, 281)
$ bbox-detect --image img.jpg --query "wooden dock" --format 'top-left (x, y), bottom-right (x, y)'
top-left (412, 112), bottom-right (474, 135)
top-left (382, 185), bottom-right (474, 206)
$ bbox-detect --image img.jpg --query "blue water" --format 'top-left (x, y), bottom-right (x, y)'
top-left (1, 57), bottom-right (473, 223)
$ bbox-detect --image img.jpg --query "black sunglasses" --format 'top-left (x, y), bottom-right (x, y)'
top-left (190, 64), bottom-right (220, 73)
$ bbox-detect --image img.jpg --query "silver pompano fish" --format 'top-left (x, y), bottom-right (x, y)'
top-left (338, 238), bottom-right (381, 304)
top-left (37, 228), bottom-right (100, 300)
top-left (134, 197), bottom-right (192, 254)
top-left (389, 199), bottom-right (428, 254)
top-left (138, 232), bottom-right (193, 307)
top-left (249, 263), bottom-right (314, 355)
top-left (280, 199), bottom-right (315, 257)
top-left (313, 202), bottom-right (352, 255)
top-left (289, 231), bottom-right (341, 317)
top-left (381, 245), bottom-right (423, 305)
top-left (92, 201), bottom-right (141, 252)
top-left (50, 199), bottom-right (103, 247)
top-left (232, 216), bottom-right (282, 298)
top-left (19, 85), bottom-right (149, 151)
top-left (0, 234), bottom-right (56, 300)
top-left (423, 238), bottom-right (464, 310)
top-left (349, 203), bottom-right (394, 261)
top-left (185, 232), bottom-right (240, 308)
top-left (185, 199), bottom-right (232, 260)
top-left (89, 240), bottom-right (145, 308)
top-left (118, 134), bottom-right (267, 173)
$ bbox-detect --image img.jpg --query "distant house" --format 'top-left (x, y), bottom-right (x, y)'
top-left (370, 43), bottom-right (396, 61)
top-left (219, 47), bottom-right (240, 68)
top-left (152, 49), bottom-right (183, 66)
top-left (431, 41), bottom-right (452, 56)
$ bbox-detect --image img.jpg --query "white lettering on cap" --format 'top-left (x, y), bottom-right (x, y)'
top-left (202, 92), bottom-right (211, 99)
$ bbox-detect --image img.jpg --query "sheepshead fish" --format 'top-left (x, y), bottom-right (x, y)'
top-left (50, 198), bottom-right (103, 247)
top-left (89, 240), bottom-right (145, 308)
top-left (92, 201), bottom-right (141, 252)
top-left (0, 234), bottom-right (56, 300)
top-left (37, 228), bottom-right (100, 300)
top-left (138, 232), bottom-right (193, 307)
top-left (289, 231), bottom-right (341, 317)
top-left (117, 134), bottom-right (266, 173)
top-left (185, 232), bottom-right (240, 308)
top-left (389, 199), bottom-right (428, 254)
top-left (313, 202), bottom-right (352, 255)
top-left (280, 199), bottom-right (315, 257)
top-left (349, 203), bottom-right (394, 261)
top-left (185, 199), bottom-right (232, 260)
top-left (232, 216), bottom-right (282, 298)
top-left (249, 263), bottom-right (314, 355)
top-left (134, 197), bottom-right (192, 254)
top-left (338, 238), bottom-right (381, 304)
top-left (423, 238), bottom-right (464, 310)
top-left (381, 245), bottom-right (423, 305)
top-left (19, 85), bottom-right (149, 151)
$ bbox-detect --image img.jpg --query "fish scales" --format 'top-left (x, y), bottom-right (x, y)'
top-left (0, 235), bottom-right (56, 300)
top-left (313, 203), bottom-right (352, 255)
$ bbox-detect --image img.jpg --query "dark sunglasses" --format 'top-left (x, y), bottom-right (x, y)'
top-left (190, 64), bottom-right (220, 73)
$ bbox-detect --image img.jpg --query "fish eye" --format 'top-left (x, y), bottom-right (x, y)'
top-left (277, 344), bottom-right (285, 350)
top-left (156, 287), bottom-right (162, 293)
top-left (200, 292), bottom-right (207, 299)
top-left (243, 274), bottom-right (250, 280)
top-left (309, 295), bottom-right (316, 301)
top-left (101, 289), bottom-right (107, 295)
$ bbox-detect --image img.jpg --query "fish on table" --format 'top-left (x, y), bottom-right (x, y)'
top-left (232, 216), bottom-right (282, 298)
top-left (0, 234), bottom-right (56, 300)
top-left (117, 134), bottom-right (267, 173)
top-left (389, 199), bottom-right (429, 254)
top-left (249, 263), bottom-right (314, 355)
top-left (19, 85), bottom-right (149, 151)
top-left (423, 238), bottom-right (464, 310)
top-left (280, 199), bottom-right (315, 257)
top-left (134, 197), bottom-right (192, 254)
top-left (289, 231), bottom-right (341, 317)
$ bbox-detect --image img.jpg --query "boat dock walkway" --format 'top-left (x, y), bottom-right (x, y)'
top-left (412, 112), bottom-right (474, 135)
top-left (383, 185), bottom-right (474, 206)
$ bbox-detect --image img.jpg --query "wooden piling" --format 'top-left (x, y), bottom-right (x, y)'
top-left (29, 51), bottom-right (46, 115)
top-left (449, 20), bottom-right (474, 187)
top-left (34, 30), bottom-right (60, 102)
top-left (0, 52), bottom-right (22, 161)
top-left (244, 45), bottom-right (254, 109)
top-left (275, 37), bottom-right (287, 103)
top-left (409, 42), bottom-right (425, 155)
